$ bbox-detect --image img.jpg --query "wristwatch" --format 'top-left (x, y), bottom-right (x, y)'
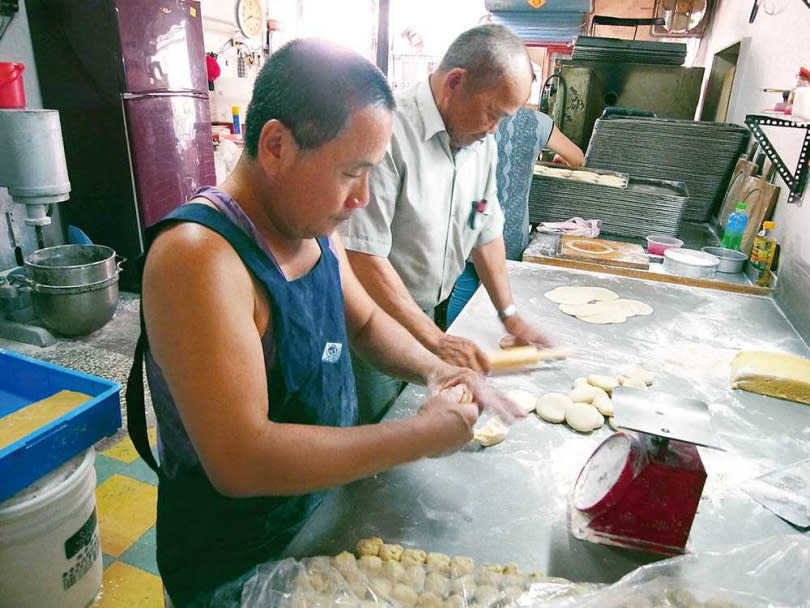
top-left (497, 304), bottom-right (517, 322)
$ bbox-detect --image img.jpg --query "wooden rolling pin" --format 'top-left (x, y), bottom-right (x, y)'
top-left (486, 346), bottom-right (576, 371)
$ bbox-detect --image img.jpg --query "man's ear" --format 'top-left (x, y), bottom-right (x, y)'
top-left (444, 67), bottom-right (467, 93)
top-left (256, 119), bottom-right (296, 176)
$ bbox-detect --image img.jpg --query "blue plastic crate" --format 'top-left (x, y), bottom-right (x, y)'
top-left (0, 349), bottom-right (122, 503)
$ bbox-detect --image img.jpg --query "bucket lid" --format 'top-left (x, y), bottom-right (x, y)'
top-left (0, 449), bottom-right (93, 515)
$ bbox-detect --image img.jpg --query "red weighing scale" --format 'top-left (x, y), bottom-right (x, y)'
top-left (569, 387), bottom-right (724, 556)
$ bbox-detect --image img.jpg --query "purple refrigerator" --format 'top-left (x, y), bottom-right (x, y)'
top-left (27, 0), bottom-right (216, 287)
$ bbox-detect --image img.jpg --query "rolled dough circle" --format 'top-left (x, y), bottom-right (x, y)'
top-left (544, 286), bottom-right (620, 305)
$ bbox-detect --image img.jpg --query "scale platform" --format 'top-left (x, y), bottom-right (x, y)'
top-left (569, 387), bottom-right (724, 556)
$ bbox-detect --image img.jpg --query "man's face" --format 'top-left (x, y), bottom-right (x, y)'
top-left (272, 105), bottom-right (392, 238)
top-left (444, 71), bottom-right (530, 149)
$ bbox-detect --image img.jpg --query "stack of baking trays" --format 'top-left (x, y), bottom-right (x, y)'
top-left (585, 116), bottom-right (750, 222)
top-left (528, 164), bottom-right (689, 239)
top-left (572, 36), bottom-right (687, 66)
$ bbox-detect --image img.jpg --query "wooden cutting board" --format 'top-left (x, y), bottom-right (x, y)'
top-left (560, 235), bottom-right (650, 270)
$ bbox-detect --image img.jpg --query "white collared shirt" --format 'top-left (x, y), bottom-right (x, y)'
top-left (339, 78), bottom-right (504, 310)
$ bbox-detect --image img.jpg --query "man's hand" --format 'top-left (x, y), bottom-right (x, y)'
top-left (435, 334), bottom-right (491, 372)
top-left (416, 393), bottom-right (479, 457)
top-left (426, 366), bottom-right (527, 425)
top-left (502, 314), bottom-right (552, 348)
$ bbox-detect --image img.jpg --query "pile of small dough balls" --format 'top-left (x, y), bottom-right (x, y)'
top-left (310, 536), bottom-right (585, 607)
top-left (505, 366), bottom-right (654, 433)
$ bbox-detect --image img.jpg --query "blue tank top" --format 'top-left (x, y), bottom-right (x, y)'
top-left (129, 186), bottom-right (358, 605)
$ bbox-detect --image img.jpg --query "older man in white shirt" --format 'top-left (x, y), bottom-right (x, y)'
top-left (340, 24), bottom-right (551, 423)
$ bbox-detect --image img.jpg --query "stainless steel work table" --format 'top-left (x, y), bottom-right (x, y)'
top-left (285, 262), bottom-right (810, 584)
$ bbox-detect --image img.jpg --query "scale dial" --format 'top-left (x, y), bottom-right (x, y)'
top-left (236, 0), bottom-right (263, 38)
top-left (572, 432), bottom-right (637, 513)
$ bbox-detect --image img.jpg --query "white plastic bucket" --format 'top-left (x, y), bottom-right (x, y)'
top-left (0, 449), bottom-right (102, 607)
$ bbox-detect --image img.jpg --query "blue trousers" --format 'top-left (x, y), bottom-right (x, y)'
top-left (447, 262), bottom-right (481, 327)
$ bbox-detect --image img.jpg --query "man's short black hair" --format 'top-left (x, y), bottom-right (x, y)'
top-left (245, 39), bottom-right (394, 157)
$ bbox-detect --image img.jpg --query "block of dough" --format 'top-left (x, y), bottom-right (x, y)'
top-left (569, 384), bottom-right (600, 403)
top-left (565, 402), bottom-right (603, 432)
top-left (544, 286), bottom-right (619, 305)
top-left (592, 390), bottom-right (614, 416)
top-left (730, 351), bottom-right (810, 405)
top-left (473, 417), bottom-right (508, 447)
top-left (504, 389), bottom-right (538, 415)
top-left (357, 537), bottom-right (384, 557)
top-left (618, 376), bottom-right (648, 389)
top-left (623, 366), bottom-right (654, 386)
top-left (587, 375), bottom-right (619, 394)
top-left (0, 390), bottom-right (92, 450)
top-left (535, 393), bottom-right (571, 423)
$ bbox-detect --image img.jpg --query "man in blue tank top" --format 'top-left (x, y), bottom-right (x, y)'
top-left (128, 40), bottom-right (524, 606)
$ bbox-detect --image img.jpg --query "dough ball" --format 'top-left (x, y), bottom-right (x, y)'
top-left (623, 366), bottom-right (654, 386)
top-left (586, 374), bottom-right (619, 394)
top-left (473, 417), bottom-right (508, 447)
top-left (544, 286), bottom-right (619, 305)
top-left (308, 571), bottom-right (330, 592)
top-left (379, 543), bottom-right (404, 562)
top-left (369, 576), bottom-right (392, 598)
top-left (565, 402), bottom-right (603, 432)
top-left (592, 390), bottom-right (614, 416)
top-left (401, 549), bottom-right (428, 568)
top-left (307, 556), bottom-right (332, 572)
top-left (502, 562), bottom-right (519, 575)
top-left (569, 384), bottom-right (600, 403)
top-left (444, 594), bottom-right (466, 608)
top-left (333, 551), bottom-right (358, 575)
top-left (424, 572), bottom-right (449, 596)
top-left (356, 537), bottom-right (384, 557)
top-left (618, 376), bottom-right (648, 389)
top-left (401, 565), bottom-right (426, 592)
top-left (608, 416), bottom-right (619, 431)
top-left (392, 583), bottom-right (419, 607)
top-left (382, 559), bottom-right (405, 582)
top-left (449, 574), bottom-right (476, 595)
top-left (449, 556), bottom-right (475, 578)
top-left (349, 580), bottom-right (370, 600)
top-left (416, 591), bottom-right (444, 608)
top-left (572, 377), bottom-right (589, 387)
top-left (536, 393), bottom-right (571, 423)
top-left (476, 568), bottom-right (502, 586)
top-left (358, 555), bottom-right (383, 574)
top-left (426, 552), bottom-right (451, 575)
top-left (343, 567), bottom-right (368, 586)
top-left (504, 389), bottom-right (538, 415)
top-left (474, 584), bottom-right (498, 604)
top-left (441, 384), bottom-right (473, 404)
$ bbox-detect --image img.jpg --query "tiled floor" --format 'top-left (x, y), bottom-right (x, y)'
top-left (92, 429), bottom-right (164, 607)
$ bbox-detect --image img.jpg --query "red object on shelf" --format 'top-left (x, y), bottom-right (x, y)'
top-left (0, 62), bottom-right (26, 108)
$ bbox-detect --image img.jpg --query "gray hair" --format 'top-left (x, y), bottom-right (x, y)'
top-left (437, 24), bottom-right (531, 92)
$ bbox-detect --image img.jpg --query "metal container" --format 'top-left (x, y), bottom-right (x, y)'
top-left (701, 246), bottom-right (747, 274)
top-left (22, 245), bottom-right (122, 336)
top-left (663, 248), bottom-right (720, 280)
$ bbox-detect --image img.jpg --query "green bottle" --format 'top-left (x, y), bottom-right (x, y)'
top-left (722, 203), bottom-right (749, 251)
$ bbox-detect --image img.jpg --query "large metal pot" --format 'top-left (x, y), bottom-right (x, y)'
top-left (22, 245), bottom-right (122, 336)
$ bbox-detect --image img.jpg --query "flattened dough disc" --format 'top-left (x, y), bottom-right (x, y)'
top-left (544, 286), bottom-right (619, 305)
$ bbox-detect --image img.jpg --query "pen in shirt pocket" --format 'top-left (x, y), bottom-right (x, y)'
top-left (469, 199), bottom-right (489, 229)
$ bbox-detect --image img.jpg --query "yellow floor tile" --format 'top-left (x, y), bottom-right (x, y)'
top-left (94, 561), bottom-right (163, 608)
top-left (147, 427), bottom-right (158, 447)
top-left (96, 475), bottom-right (157, 557)
top-left (101, 437), bottom-right (141, 464)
